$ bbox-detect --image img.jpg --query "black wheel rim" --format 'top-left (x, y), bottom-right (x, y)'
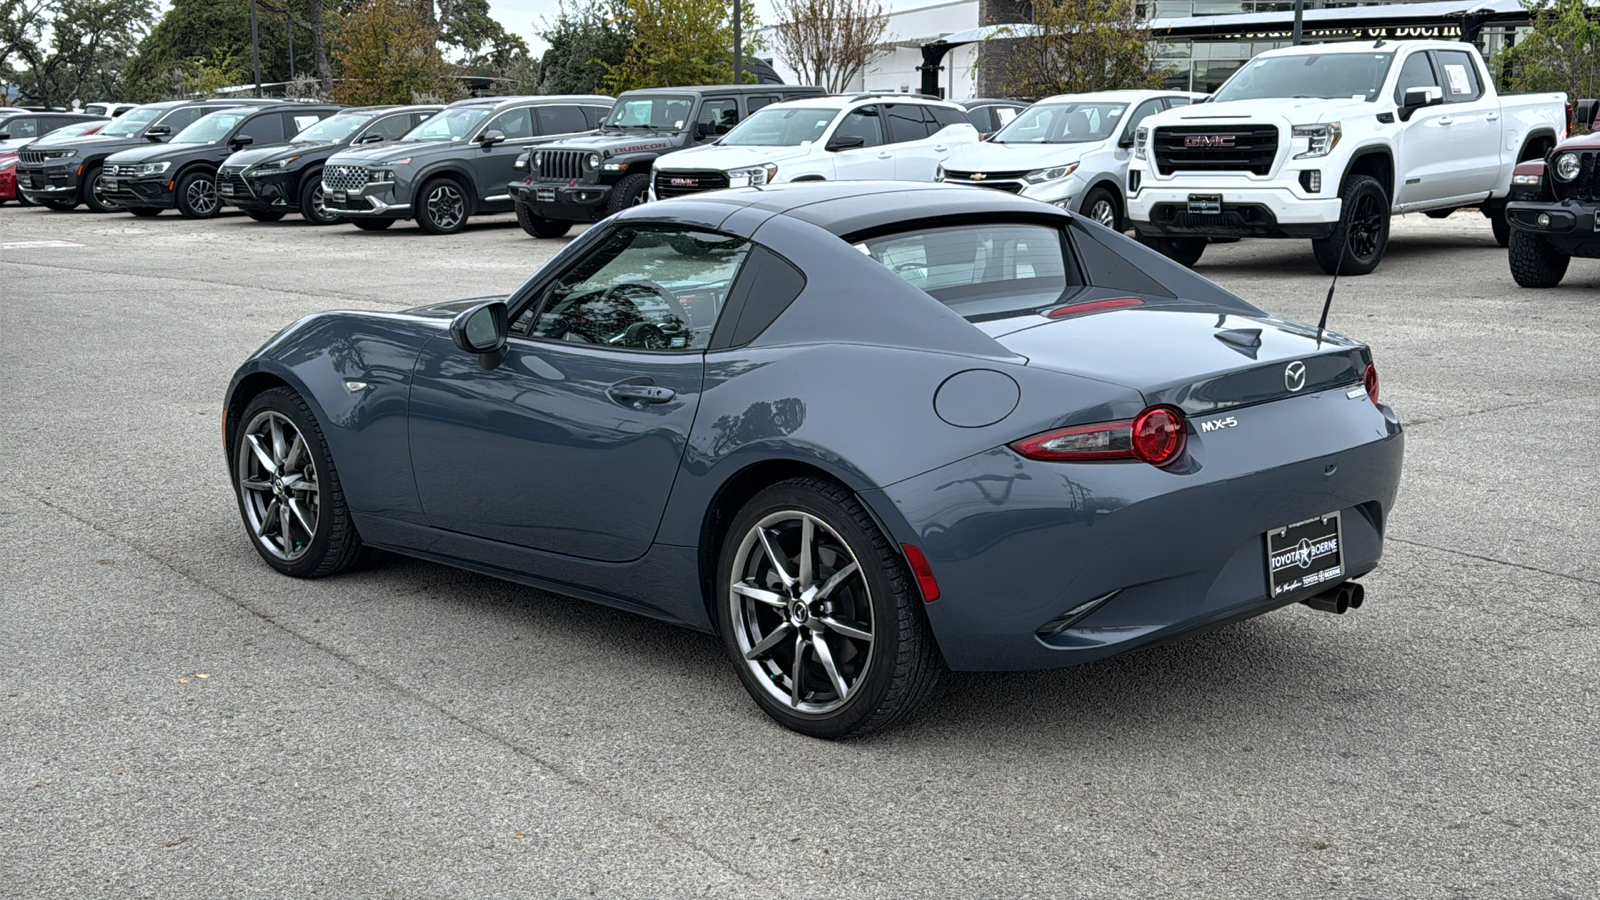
top-left (1347, 191), bottom-right (1384, 261)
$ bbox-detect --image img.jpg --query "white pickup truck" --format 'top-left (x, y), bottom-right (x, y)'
top-left (1126, 40), bottom-right (1569, 275)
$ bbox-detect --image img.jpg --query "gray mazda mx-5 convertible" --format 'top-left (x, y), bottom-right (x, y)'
top-left (224, 181), bottom-right (1404, 738)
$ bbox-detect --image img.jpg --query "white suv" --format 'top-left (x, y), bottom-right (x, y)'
top-left (650, 94), bottom-right (980, 200)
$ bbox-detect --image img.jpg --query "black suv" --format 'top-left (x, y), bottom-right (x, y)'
top-left (322, 94), bottom-right (612, 234)
top-left (102, 103), bottom-right (343, 218)
top-left (218, 105), bottom-right (441, 225)
top-left (511, 84), bottom-right (823, 238)
top-left (15, 99), bottom-right (282, 213)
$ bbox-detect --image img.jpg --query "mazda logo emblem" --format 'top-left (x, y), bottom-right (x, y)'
top-left (1284, 361), bottom-right (1307, 392)
top-left (1185, 134), bottom-right (1236, 148)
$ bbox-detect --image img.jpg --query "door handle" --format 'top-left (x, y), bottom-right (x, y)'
top-left (877, 151), bottom-right (892, 158)
top-left (607, 383), bottom-right (676, 405)
top-left (933, 145), bottom-right (947, 152)
top-left (1487, 113), bottom-right (1500, 121)
top-left (1438, 116), bottom-right (1453, 126)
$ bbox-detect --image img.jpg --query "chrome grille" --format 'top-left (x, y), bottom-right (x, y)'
top-left (109, 164), bottom-right (139, 177)
top-left (322, 165), bottom-right (369, 193)
top-left (537, 150), bottom-right (587, 181)
top-left (653, 170), bottom-right (730, 199)
top-left (942, 168), bottom-right (1029, 181)
top-left (18, 149), bottom-right (47, 166)
top-left (218, 165), bottom-right (252, 198)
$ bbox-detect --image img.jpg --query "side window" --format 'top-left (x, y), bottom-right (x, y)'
top-left (486, 107), bottom-right (533, 140)
top-left (994, 105), bottom-right (1021, 126)
top-left (697, 98), bottom-right (739, 135)
top-left (1434, 50), bottom-right (1483, 103)
top-left (885, 104), bottom-right (933, 143)
top-left (583, 106), bottom-right (610, 128)
top-left (1164, 97), bottom-right (1194, 110)
top-left (364, 114), bottom-right (414, 142)
top-left (291, 113), bottom-right (322, 133)
top-left (931, 105), bottom-right (967, 129)
top-left (747, 95), bottom-right (778, 112)
top-left (535, 105), bottom-right (589, 136)
top-left (834, 106), bottom-right (884, 148)
top-left (1123, 99), bottom-right (1166, 139)
top-left (518, 227), bottom-right (751, 352)
top-left (412, 111), bottom-right (438, 129)
top-left (1393, 52), bottom-right (1439, 105)
top-left (2, 117), bottom-right (38, 138)
top-left (159, 107), bottom-right (209, 132)
top-left (240, 114), bottom-right (284, 144)
top-left (963, 107), bottom-right (994, 133)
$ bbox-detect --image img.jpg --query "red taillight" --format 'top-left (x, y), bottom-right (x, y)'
top-left (1010, 406), bottom-right (1187, 467)
top-left (1363, 363), bottom-right (1380, 406)
top-left (900, 544), bottom-right (940, 603)
top-left (1044, 297), bottom-right (1144, 319)
top-left (1131, 406), bottom-right (1186, 466)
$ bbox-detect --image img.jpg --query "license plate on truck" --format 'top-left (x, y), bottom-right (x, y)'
top-left (1267, 512), bottom-right (1344, 598)
top-left (1187, 193), bottom-right (1222, 215)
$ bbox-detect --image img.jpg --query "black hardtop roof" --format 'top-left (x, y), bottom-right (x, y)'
top-left (617, 85), bottom-right (824, 96)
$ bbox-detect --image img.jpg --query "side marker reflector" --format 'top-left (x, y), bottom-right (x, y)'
top-left (901, 544), bottom-right (940, 603)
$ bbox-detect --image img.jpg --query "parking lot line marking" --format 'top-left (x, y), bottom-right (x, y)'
top-left (1, 240), bottom-right (87, 250)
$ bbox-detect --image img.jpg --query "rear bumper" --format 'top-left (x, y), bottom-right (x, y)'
top-left (512, 180), bottom-right (612, 223)
top-left (1129, 180), bottom-right (1340, 239)
top-left (867, 387), bottom-right (1404, 671)
top-left (1507, 199), bottom-right (1600, 258)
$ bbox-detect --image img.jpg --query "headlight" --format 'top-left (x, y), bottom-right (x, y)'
top-left (252, 156), bottom-right (300, 172)
top-left (0, 156), bottom-right (16, 171)
top-left (42, 149), bottom-right (77, 160)
top-left (1552, 152), bottom-right (1580, 182)
top-left (372, 169), bottom-right (397, 182)
top-left (727, 163), bottom-right (779, 187)
top-left (1134, 127), bottom-right (1148, 160)
top-left (533, 151), bottom-right (543, 167)
top-left (1292, 123), bottom-right (1342, 159)
top-left (602, 161), bottom-right (628, 171)
top-left (1023, 163), bottom-right (1078, 184)
top-left (135, 161), bottom-right (170, 176)
top-left (1512, 173), bottom-right (1542, 186)
top-left (586, 153), bottom-right (601, 169)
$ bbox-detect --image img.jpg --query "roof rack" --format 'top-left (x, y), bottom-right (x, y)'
top-left (845, 91), bottom-right (944, 102)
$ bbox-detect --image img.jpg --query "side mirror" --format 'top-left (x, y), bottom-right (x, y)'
top-left (693, 121), bottom-right (714, 140)
top-left (1118, 133), bottom-right (1135, 148)
top-left (449, 300), bottom-right (509, 370)
top-left (1399, 86), bottom-right (1444, 121)
top-left (355, 133), bottom-right (385, 144)
top-left (826, 134), bottom-right (866, 152)
top-left (144, 125), bottom-right (171, 141)
top-left (478, 129), bottom-right (506, 147)
top-left (0, 133), bottom-right (8, 140)
top-left (231, 134), bottom-right (254, 149)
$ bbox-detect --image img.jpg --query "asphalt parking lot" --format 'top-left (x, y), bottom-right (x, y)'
top-left (2, 205), bottom-right (1596, 898)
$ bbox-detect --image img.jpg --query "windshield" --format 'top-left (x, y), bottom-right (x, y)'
top-left (172, 111), bottom-right (247, 144)
top-left (1213, 52), bottom-right (1396, 103)
top-left (719, 107), bottom-right (837, 146)
top-left (100, 106), bottom-right (163, 138)
top-left (992, 102), bottom-right (1128, 144)
top-left (291, 112), bottom-right (371, 144)
top-left (606, 95), bottom-right (694, 130)
top-left (403, 107), bottom-right (488, 141)
top-left (856, 223), bottom-right (1076, 320)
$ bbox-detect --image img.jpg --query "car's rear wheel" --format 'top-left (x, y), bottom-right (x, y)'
top-left (246, 210), bottom-right (285, 222)
top-left (1507, 228), bottom-right (1570, 288)
top-left (81, 165), bottom-right (122, 213)
top-left (716, 477), bottom-right (940, 739)
top-left (1081, 185), bottom-right (1122, 231)
top-left (1140, 234), bottom-right (1206, 267)
top-left (515, 198), bottom-right (572, 238)
top-left (416, 178), bottom-right (468, 234)
top-left (175, 169), bottom-right (221, 219)
top-left (1489, 205), bottom-right (1511, 248)
top-left (1312, 174), bottom-right (1389, 276)
top-left (299, 175), bottom-right (342, 225)
top-left (232, 387), bottom-right (362, 578)
top-left (127, 207), bottom-right (161, 217)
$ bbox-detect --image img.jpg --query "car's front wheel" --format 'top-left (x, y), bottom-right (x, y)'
top-left (81, 165), bottom-right (122, 213)
top-left (416, 178), bottom-right (468, 234)
top-left (175, 169), bottom-right (222, 219)
top-left (1507, 228), bottom-right (1570, 288)
top-left (716, 477), bottom-right (941, 739)
top-left (1312, 174), bottom-right (1389, 276)
top-left (606, 172), bottom-right (651, 215)
top-left (1081, 185), bottom-right (1122, 231)
top-left (299, 174), bottom-right (343, 225)
top-left (232, 387), bottom-right (363, 578)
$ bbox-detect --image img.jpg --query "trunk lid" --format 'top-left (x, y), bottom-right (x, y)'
top-left (995, 306), bottom-right (1367, 414)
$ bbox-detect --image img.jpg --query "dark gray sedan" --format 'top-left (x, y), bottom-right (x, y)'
top-left (223, 182), bottom-right (1404, 738)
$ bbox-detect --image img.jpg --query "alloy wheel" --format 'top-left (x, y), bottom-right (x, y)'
top-left (92, 173), bottom-right (122, 211)
top-left (1089, 199), bottom-right (1116, 228)
top-left (186, 177), bottom-right (219, 215)
top-left (312, 184), bottom-right (330, 220)
top-left (236, 410), bottom-right (321, 561)
top-left (728, 511), bottom-right (875, 714)
top-left (426, 184), bottom-right (465, 230)
top-left (1347, 191), bottom-right (1384, 260)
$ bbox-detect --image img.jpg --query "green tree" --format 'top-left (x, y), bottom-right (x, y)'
top-left (518, 0), bottom-right (631, 95)
top-left (1495, 0), bottom-right (1600, 131)
top-left (332, 0), bottom-right (456, 104)
top-left (1, 0), bottom-right (156, 105)
top-left (123, 0), bottom-right (307, 100)
top-left (602, 0), bottom-right (761, 91)
top-left (436, 0), bottom-right (527, 68)
top-left (981, 0), bottom-right (1158, 99)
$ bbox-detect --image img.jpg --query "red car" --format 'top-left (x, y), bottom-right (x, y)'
top-left (1506, 129), bottom-right (1599, 287)
top-left (1, 120), bottom-right (106, 206)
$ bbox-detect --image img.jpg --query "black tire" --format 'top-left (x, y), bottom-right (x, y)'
top-left (81, 165), bottom-right (122, 213)
top-left (605, 172), bottom-right (651, 216)
top-left (1423, 208), bottom-right (1456, 219)
top-left (1080, 185), bottom-right (1122, 231)
top-left (299, 173), bottom-right (342, 225)
top-left (43, 199), bottom-right (77, 211)
top-left (1489, 206), bottom-right (1511, 248)
top-left (415, 177), bottom-right (468, 234)
top-left (231, 387), bottom-right (363, 578)
top-left (127, 207), bottom-right (162, 217)
top-left (1312, 174), bottom-right (1389, 276)
top-left (15, 191), bottom-right (36, 207)
top-left (715, 477), bottom-right (941, 739)
top-left (174, 169), bottom-right (221, 219)
top-left (1507, 228), bottom-right (1569, 288)
top-left (349, 217), bottom-right (394, 231)
top-left (515, 197), bottom-right (572, 238)
top-left (246, 210), bottom-right (286, 222)
top-left (1139, 234), bottom-right (1206, 267)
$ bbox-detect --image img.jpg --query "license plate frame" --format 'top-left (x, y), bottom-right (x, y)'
top-left (219, 183), bottom-right (234, 195)
top-left (331, 191), bottom-right (347, 203)
top-left (1266, 511), bottom-right (1345, 598)
top-left (103, 177), bottom-right (118, 190)
top-left (535, 188), bottom-right (556, 203)
top-left (1187, 193), bottom-right (1223, 215)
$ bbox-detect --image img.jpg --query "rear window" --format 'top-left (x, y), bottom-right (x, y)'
top-left (854, 223), bottom-right (1077, 320)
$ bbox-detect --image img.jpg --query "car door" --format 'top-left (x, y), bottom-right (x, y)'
top-left (694, 96), bottom-right (740, 143)
top-left (1391, 49), bottom-right (1456, 206)
top-left (236, 111), bottom-right (285, 149)
top-left (473, 105), bottom-right (537, 203)
top-left (405, 223), bottom-right (753, 562)
top-left (889, 103), bottom-right (967, 180)
top-left (825, 105), bottom-right (891, 179)
top-left (1429, 48), bottom-right (1501, 198)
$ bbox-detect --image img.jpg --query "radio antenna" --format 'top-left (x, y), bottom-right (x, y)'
top-left (1316, 226), bottom-right (1348, 348)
